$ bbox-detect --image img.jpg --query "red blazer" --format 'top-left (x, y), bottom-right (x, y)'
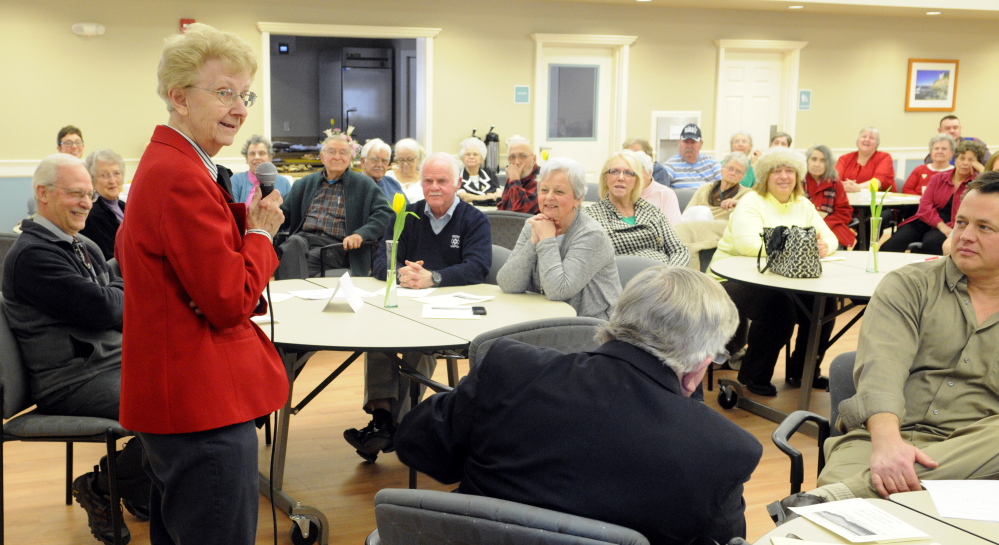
top-left (116, 126), bottom-right (288, 434)
top-left (835, 151), bottom-right (895, 192)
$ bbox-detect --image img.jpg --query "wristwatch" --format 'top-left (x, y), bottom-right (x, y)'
top-left (431, 271), bottom-right (442, 287)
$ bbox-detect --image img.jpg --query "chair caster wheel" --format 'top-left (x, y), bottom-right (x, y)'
top-left (718, 385), bottom-right (738, 409)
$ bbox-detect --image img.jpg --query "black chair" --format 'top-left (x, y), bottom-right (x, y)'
top-left (483, 210), bottom-right (531, 250)
top-left (770, 351), bottom-right (856, 494)
top-left (0, 233), bottom-right (17, 282)
top-left (0, 294), bottom-right (130, 544)
top-left (365, 488), bottom-right (650, 545)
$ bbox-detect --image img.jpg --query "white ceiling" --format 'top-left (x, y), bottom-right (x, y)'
top-left (542, 0), bottom-right (999, 20)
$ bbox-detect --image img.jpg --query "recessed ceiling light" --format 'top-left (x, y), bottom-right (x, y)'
top-left (789, 5), bottom-right (804, 9)
top-left (636, 0), bottom-right (651, 2)
top-left (926, 11), bottom-right (941, 15)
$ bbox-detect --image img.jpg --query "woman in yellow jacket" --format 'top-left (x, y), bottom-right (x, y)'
top-left (710, 148), bottom-right (839, 396)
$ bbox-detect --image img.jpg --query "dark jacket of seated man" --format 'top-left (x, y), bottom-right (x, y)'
top-left (3, 218), bottom-right (122, 409)
top-left (395, 337), bottom-right (763, 545)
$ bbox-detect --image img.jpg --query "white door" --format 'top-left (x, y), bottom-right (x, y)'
top-left (534, 46), bottom-right (614, 183)
top-left (717, 51), bottom-right (783, 155)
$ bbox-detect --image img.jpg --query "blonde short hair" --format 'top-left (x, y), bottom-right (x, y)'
top-left (598, 150), bottom-right (646, 203)
top-left (157, 23), bottom-right (257, 112)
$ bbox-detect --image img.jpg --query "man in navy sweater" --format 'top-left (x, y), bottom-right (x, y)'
top-left (343, 152), bottom-right (491, 462)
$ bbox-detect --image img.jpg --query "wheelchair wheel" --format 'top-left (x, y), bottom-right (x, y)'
top-left (290, 518), bottom-right (320, 545)
top-left (717, 385), bottom-right (738, 410)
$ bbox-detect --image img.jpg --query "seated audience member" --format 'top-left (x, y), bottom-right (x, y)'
top-left (278, 134), bottom-right (392, 279)
top-left (683, 151), bottom-right (751, 222)
top-left (925, 115), bottom-right (990, 164)
top-left (497, 157), bottom-right (621, 320)
top-left (497, 138), bottom-right (541, 214)
top-left (836, 127), bottom-right (895, 192)
top-left (769, 132), bottom-right (792, 148)
top-left (904, 134), bottom-right (955, 195)
top-left (662, 123), bottom-right (720, 189)
top-left (586, 151), bottom-right (689, 266)
top-left (986, 153), bottom-right (999, 173)
top-left (730, 131), bottom-right (760, 187)
top-left (456, 137), bottom-right (501, 205)
top-left (389, 138), bottom-right (425, 203)
top-left (57, 125), bottom-right (85, 158)
top-left (804, 145), bottom-right (855, 249)
top-left (3, 154), bottom-right (150, 544)
top-left (230, 135), bottom-right (292, 206)
top-left (710, 148), bottom-right (838, 396)
top-left (771, 172), bottom-right (999, 522)
top-left (343, 153), bottom-right (491, 462)
top-left (634, 150), bottom-right (681, 224)
top-left (623, 137), bottom-right (668, 185)
top-left (360, 138), bottom-right (405, 203)
top-left (396, 266), bottom-right (763, 545)
top-left (80, 149), bottom-right (128, 260)
top-left (882, 141), bottom-right (986, 255)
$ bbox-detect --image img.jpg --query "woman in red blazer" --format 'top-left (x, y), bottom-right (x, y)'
top-left (116, 23), bottom-right (287, 545)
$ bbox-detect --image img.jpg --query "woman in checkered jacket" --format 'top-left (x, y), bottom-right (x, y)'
top-left (585, 150), bottom-right (690, 267)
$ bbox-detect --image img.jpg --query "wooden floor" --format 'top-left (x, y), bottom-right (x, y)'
top-left (2, 308), bottom-right (860, 545)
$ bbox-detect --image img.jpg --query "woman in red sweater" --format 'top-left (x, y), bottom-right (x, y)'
top-left (903, 134), bottom-right (955, 195)
top-left (805, 145), bottom-right (855, 248)
top-left (836, 127), bottom-right (896, 192)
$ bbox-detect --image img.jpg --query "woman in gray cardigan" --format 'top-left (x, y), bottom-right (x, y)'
top-left (497, 157), bottom-right (622, 320)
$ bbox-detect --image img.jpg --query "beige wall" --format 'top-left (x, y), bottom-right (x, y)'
top-left (3, 0), bottom-right (997, 170)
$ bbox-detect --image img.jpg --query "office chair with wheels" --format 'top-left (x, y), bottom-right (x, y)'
top-left (770, 351), bottom-right (857, 494)
top-left (485, 244), bottom-right (511, 285)
top-left (614, 255), bottom-right (664, 290)
top-left (365, 488), bottom-right (651, 545)
top-left (0, 294), bottom-right (130, 544)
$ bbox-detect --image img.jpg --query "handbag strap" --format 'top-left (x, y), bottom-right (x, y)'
top-left (757, 242), bottom-right (774, 274)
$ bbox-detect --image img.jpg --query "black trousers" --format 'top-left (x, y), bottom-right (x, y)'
top-left (724, 282), bottom-right (833, 385)
top-left (137, 420), bottom-right (259, 545)
top-left (881, 221), bottom-right (947, 255)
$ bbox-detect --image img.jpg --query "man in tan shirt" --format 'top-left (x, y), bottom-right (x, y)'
top-left (770, 170), bottom-right (999, 522)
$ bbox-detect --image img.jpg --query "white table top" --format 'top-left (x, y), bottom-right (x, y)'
top-left (847, 191), bottom-right (921, 208)
top-left (754, 498), bottom-right (996, 544)
top-left (307, 276), bottom-right (577, 343)
top-left (263, 279), bottom-right (468, 352)
top-left (890, 490), bottom-right (999, 544)
top-left (710, 252), bottom-right (937, 299)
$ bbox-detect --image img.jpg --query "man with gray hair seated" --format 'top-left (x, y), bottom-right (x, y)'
top-left (278, 134), bottom-right (393, 278)
top-left (395, 266), bottom-right (763, 545)
top-left (343, 152), bottom-right (491, 462)
top-left (360, 138), bottom-right (406, 203)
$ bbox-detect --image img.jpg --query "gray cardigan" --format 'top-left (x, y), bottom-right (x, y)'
top-left (496, 212), bottom-right (621, 320)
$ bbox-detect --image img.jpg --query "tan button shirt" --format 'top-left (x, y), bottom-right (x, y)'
top-left (838, 258), bottom-right (999, 435)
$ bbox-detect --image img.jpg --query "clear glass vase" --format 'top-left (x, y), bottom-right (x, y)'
top-left (384, 240), bottom-right (399, 308)
top-left (866, 217), bottom-right (882, 273)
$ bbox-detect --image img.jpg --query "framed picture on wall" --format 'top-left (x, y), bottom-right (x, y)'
top-left (905, 59), bottom-right (959, 112)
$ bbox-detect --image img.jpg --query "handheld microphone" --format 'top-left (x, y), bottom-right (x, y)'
top-left (255, 162), bottom-right (278, 198)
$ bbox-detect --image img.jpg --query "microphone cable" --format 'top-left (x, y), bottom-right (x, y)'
top-left (266, 281), bottom-right (279, 545)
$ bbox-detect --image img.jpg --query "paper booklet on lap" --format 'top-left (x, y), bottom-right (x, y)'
top-left (789, 499), bottom-right (929, 543)
top-left (330, 272), bottom-right (364, 313)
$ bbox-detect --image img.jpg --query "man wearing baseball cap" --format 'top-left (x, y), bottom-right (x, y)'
top-left (662, 123), bottom-right (721, 189)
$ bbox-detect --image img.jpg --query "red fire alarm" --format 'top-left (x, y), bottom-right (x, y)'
top-left (180, 19), bottom-right (195, 33)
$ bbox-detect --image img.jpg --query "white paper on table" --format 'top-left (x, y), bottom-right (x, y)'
top-left (414, 292), bottom-right (494, 306)
top-left (371, 286), bottom-right (437, 298)
top-left (265, 292), bottom-right (294, 304)
top-left (250, 315), bottom-right (279, 324)
top-left (789, 498), bottom-right (929, 543)
top-left (334, 272), bottom-right (365, 313)
top-left (820, 256), bottom-right (847, 262)
top-left (289, 288), bottom-right (337, 300)
top-left (330, 287), bottom-right (378, 300)
top-left (921, 480), bottom-right (999, 522)
top-left (770, 538), bottom-right (832, 545)
top-left (420, 304), bottom-right (481, 320)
